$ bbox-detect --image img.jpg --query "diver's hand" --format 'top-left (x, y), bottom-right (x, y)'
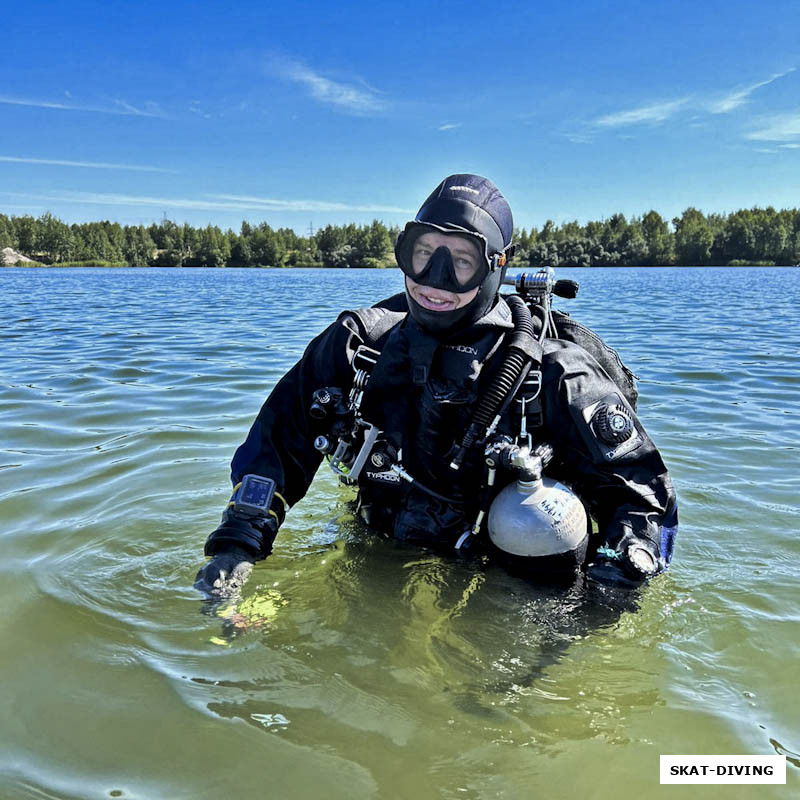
top-left (587, 533), bottom-right (663, 587)
top-left (194, 546), bottom-right (254, 597)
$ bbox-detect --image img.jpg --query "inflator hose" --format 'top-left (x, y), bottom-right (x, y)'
top-left (449, 294), bottom-right (542, 470)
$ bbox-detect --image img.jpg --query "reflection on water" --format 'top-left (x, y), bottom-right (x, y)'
top-left (1, 267), bottom-right (798, 799)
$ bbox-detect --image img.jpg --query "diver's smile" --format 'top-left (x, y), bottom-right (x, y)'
top-left (418, 287), bottom-right (457, 311)
top-left (405, 277), bottom-right (479, 312)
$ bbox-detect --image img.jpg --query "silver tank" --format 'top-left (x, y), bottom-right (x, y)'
top-left (487, 476), bottom-right (588, 558)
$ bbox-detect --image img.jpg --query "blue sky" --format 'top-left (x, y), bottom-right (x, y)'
top-left (2, 0), bottom-right (798, 233)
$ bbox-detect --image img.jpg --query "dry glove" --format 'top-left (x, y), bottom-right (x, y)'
top-left (195, 546), bottom-right (255, 598)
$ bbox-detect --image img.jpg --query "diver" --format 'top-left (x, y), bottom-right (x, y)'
top-left (195, 174), bottom-right (678, 598)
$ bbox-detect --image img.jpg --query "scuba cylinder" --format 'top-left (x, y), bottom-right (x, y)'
top-left (485, 440), bottom-right (589, 570)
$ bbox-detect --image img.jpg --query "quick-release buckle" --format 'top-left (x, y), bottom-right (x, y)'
top-left (515, 370), bottom-right (543, 436)
top-left (522, 369), bottom-right (542, 401)
top-left (352, 345), bottom-right (380, 374)
top-left (519, 397), bottom-right (533, 450)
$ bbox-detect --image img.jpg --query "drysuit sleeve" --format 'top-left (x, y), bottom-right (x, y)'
top-left (541, 339), bottom-right (678, 575)
top-left (203, 313), bottom-right (367, 559)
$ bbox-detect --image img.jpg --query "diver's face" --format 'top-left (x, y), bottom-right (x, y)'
top-left (404, 231), bottom-right (481, 312)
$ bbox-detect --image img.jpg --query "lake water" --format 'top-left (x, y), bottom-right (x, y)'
top-left (1, 266), bottom-right (798, 799)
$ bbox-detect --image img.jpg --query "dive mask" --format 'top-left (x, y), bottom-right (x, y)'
top-left (395, 221), bottom-right (512, 294)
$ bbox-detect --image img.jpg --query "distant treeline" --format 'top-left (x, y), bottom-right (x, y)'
top-left (2, 206), bottom-right (800, 268)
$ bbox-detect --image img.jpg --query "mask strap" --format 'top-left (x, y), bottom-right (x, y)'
top-left (490, 244), bottom-right (516, 271)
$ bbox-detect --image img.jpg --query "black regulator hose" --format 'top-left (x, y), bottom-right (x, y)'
top-left (449, 294), bottom-right (543, 470)
top-left (490, 303), bottom-right (549, 425)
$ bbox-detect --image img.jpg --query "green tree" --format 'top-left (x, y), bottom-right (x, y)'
top-left (558, 238), bottom-right (592, 267)
top-left (284, 245), bottom-right (322, 267)
top-left (599, 213), bottom-right (630, 262)
top-left (152, 247), bottom-right (184, 266)
top-left (329, 244), bottom-right (355, 268)
top-left (104, 221), bottom-right (126, 262)
top-left (251, 223), bottom-right (284, 266)
top-left (149, 218), bottom-right (184, 253)
top-left (229, 234), bottom-right (253, 266)
top-left (618, 217), bottom-right (647, 265)
top-left (513, 227), bottom-right (535, 261)
top-left (528, 240), bottom-right (560, 267)
top-left (14, 215), bottom-right (37, 255)
top-left (673, 208), bottom-right (714, 265)
top-left (754, 208), bottom-right (787, 263)
top-left (123, 226), bottom-right (155, 266)
top-left (182, 223), bottom-right (200, 262)
top-left (0, 214), bottom-right (12, 249)
top-left (641, 210), bottom-right (674, 265)
top-left (720, 210), bottom-right (756, 263)
top-left (784, 210), bottom-right (800, 264)
top-left (276, 227), bottom-right (301, 252)
top-left (37, 212), bottom-right (74, 262)
top-left (315, 224), bottom-right (347, 267)
top-left (196, 225), bottom-right (230, 267)
top-left (82, 224), bottom-right (114, 261)
top-left (556, 220), bottom-right (583, 242)
top-left (365, 220), bottom-right (392, 261)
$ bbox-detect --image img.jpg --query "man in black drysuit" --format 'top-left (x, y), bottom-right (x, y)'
top-left (195, 174), bottom-right (678, 597)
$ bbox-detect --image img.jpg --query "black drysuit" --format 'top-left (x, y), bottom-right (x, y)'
top-left (205, 295), bottom-right (678, 567)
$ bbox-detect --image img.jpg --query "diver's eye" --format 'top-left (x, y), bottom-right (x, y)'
top-left (453, 257), bottom-right (478, 282)
top-left (411, 244), bottom-right (433, 273)
top-left (412, 241), bottom-right (434, 260)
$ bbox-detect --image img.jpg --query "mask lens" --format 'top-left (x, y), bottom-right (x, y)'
top-left (399, 224), bottom-right (489, 290)
top-left (410, 239), bottom-right (480, 286)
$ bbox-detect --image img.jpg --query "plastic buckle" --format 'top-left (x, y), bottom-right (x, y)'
top-left (352, 345), bottom-right (380, 373)
top-left (524, 370), bottom-right (542, 401)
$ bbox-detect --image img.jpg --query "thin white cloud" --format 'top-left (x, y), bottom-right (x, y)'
top-left (438, 123), bottom-right (461, 131)
top-left (746, 112), bottom-right (800, 142)
top-left (215, 193), bottom-right (411, 213)
top-left (591, 67), bottom-right (797, 132)
top-left (1, 190), bottom-right (413, 215)
top-left (0, 155), bottom-right (175, 173)
top-left (565, 131), bottom-right (594, 144)
top-left (594, 98), bottom-right (690, 127)
top-left (0, 95), bottom-right (165, 117)
top-left (780, 142), bottom-right (800, 149)
top-left (707, 68), bottom-right (796, 114)
top-left (272, 58), bottom-right (387, 115)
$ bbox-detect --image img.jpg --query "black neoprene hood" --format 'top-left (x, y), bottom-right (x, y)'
top-left (414, 174), bottom-right (513, 256)
top-left (401, 173), bottom-right (514, 335)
